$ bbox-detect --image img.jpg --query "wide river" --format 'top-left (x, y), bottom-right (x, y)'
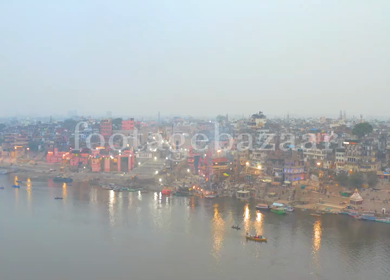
top-left (1, 175), bottom-right (390, 280)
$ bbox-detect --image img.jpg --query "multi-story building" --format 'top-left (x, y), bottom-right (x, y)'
top-left (284, 160), bottom-right (305, 182)
top-left (122, 118), bottom-right (135, 131)
top-left (100, 119), bottom-right (112, 139)
top-left (303, 148), bottom-right (328, 161)
top-left (343, 140), bottom-right (379, 172)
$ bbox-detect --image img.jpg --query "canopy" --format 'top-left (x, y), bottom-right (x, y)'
top-left (350, 189), bottom-right (363, 203)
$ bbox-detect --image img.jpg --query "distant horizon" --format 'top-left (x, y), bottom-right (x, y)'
top-left (0, 111), bottom-right (389, 122)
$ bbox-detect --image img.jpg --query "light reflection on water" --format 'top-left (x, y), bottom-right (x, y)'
top-left (108, 190), bottom-right (116, 227)
top-left (254, 211), bottom-right (264, 236)
top-left (211, 203), bottom-right (225, 260)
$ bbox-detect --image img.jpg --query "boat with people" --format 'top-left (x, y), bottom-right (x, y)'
top-left (246, 233), bottom-right (267, 242)
top-left (231, 225), bottom-right (241, 230)
top-left (54, 197), bottom-right (63, 200)
top-left (271, 207), bottom-right (286, 215)
top-left (255, 204), bottom-right (270, 211)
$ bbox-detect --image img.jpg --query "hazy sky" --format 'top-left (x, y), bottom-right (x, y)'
top-left (1, 1), bottom-right (389, 118)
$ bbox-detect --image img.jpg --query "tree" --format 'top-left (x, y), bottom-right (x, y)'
top-left (349, 172), bottom-right (364, 189)
top-left (335, 172), bottom-right (348, 186)
top-left (366, 171), bottom-right (378, 188)
top-left (352, 122), bottom-right (373, 138)
top-left (112, 118), bottom-right (122, 129)
top-left (28, 141), bottom-right (40, 151)
top-left (216, 115), bottom-right (225, 123)
top-left (63, 119), bottom-right (78, 131)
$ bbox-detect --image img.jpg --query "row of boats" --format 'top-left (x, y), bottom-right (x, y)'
top-left (338, 210), bottom-right (390, 224)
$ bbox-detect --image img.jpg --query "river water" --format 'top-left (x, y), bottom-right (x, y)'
top-left (1, 175), bottom-right (390, 280)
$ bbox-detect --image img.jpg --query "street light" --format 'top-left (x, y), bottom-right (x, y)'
top-left (187, 169), bottom-right (190, 172)
top-left (159, 178), bottom-right (162, 182)
top-left (257, 165), bottom-right (262, 170)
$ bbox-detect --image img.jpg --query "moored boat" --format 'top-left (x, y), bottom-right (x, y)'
top-left (53, 177), bottom-right (73, 183)
top-left (12, 185), bottom-right (20, 188)
top-left (286, 206), bottom-right (294, 212)
top-left (161, 189), bottom-right (172, 195)
top-left (376, 218), bottom-right (390, 224)
top-left (205, 194), bottom-right (218, 199)
top-left (271, 207), bottom-right (286, 215)
top-left (310, 214), bottom-right (321, 217)
top-left (256, 204), bottom-right (270, 211)
top-left (54, 197), bottom-right (63, 200)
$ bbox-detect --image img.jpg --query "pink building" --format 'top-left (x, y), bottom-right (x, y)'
top-left (122, 119), bottom-right (135, 131)
top-left (100, 119), bottom-right (113, 138)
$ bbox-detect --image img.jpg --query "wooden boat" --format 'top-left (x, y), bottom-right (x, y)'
top-left (246, 236), bottom-right (267, 242)
top-left (256, 204), bottom-right (270, 211)
top-left (271, 207), bottom-right (286, 215)
top-left (141, 190), bottom-right (149, 193)
top-left (54, 197), bottom-right (63, 200)
top-left (310, 214), bottom-right (321, 217)
top-left (205, 194), bottom-right (218, 199)
top-left (231, 226), bottom-right (241, 230)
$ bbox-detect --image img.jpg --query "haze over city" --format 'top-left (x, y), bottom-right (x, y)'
top-left (1, 0), bottom-right (389, 118)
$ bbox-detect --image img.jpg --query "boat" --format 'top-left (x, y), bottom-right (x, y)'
top-left (141, 190), bottom-right (149, 193)
top-left (0, 186), bottom-right (5, 190)
top-left (0, 169), bottom-right (9, 175)
top-left (301, 208), bottom-right (307, 211)
top-left (246, 235), bottom-right (267, 242)
top-left (53, 177), bottom-right (73, 183)
top-left (286, 206), bottom-right (294, 212)
top-left (12, 185), bottom-right (20, 188)
top-left (271, 207), bottom-right (286, 215)
top-left (174, 192), bottom-right (193, 197)
top-left (256, 204), bottom-right (270, 211)
top-left (359, 213), bottom-right (377, 221)
top-left (174, 188), bottom-right (194, 197)
top-left (161, 189), bottom-right (172, 195)
top-left (376, 218), bottom-right (390, 224)
top-left (310, 214), bottom-right (321, 217)
top-left (231, 226), bottom-right (241, 230)
top-left (205, 194), bottom-right (218, 199)
top-left (54, 197), bottom-right (63, 200)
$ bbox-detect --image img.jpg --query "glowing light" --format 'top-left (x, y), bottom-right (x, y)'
top-left (155, 171), bottom-right (158, 174)
top-left (154, 157), bottom-right (157, 160)
top-left (257, 165), bottom-right (262, 170)
top-left (159, 178), bottom-right (162, 182)
top-left (187, 169), bottom-right (190, 172)
top-left (246, 162), bottom-right (249, 166)
top-left (313, 220), bottom-right (322, 252)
